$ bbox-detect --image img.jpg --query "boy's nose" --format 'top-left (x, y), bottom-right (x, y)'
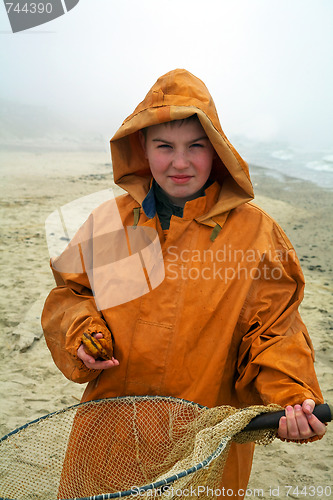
top-left (172, 152), bottom-right (189, 169)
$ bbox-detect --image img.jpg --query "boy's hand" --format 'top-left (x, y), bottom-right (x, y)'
top-left (77, 332), bottom-right (119, 370)
top-left (278, 399), bottom-right (326, 441)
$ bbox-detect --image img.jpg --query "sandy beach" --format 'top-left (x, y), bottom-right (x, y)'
top-left (0, 147), bottom-right (332, 498)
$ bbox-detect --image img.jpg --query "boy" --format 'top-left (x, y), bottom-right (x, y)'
top-left (42, 69), bottom-right (326, 498)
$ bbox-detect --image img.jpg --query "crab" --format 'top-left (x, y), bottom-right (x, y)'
top-left (81, 332), bottom-right (113, 360)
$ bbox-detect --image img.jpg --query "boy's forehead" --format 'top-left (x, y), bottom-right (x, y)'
top-left (145, 120), bottom-right (207, 139)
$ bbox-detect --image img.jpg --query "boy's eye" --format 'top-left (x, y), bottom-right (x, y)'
top-left (157, 144), bottom-right (172, 149)
top-left (190, 143), bottom-right (204, 148)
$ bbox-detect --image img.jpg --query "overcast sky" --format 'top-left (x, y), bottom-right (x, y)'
top-left (1, 0), bottom-right (332, 149)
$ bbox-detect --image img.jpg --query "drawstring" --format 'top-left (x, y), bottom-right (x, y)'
top-left (210, 223), bottom-right (222, 242)
top-left (133, 207), bottom-right (141, 227)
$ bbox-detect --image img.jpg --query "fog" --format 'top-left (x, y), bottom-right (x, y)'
top-left (1, 0), bottom-right (332, 150)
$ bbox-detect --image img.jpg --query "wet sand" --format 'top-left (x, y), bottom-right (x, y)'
top-left (0, 149), bottom-right (332, 497)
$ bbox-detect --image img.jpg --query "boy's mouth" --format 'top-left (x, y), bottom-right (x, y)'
top-left (169, 175), bottom-right (193, 184)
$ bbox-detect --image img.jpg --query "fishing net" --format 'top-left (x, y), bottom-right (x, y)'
top-left (0, 396), bottom-right (280, 500)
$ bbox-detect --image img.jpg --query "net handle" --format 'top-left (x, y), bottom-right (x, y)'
top-left (244, 403), bottom-right (332, 431)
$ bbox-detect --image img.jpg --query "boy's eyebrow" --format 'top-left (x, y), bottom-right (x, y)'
top-left (190, 136), bottom-right (209, 142)
top-left (152, 136), bottom-right (209, 144)
top-left (152, 138), bottom-right (173, 144)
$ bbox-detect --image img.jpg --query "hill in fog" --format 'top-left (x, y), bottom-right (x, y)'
top-left (0, 99), bottom-right (104, 151)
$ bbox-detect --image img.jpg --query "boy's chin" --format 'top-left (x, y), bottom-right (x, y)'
top-left (166, 187), bottom-right (193, 198)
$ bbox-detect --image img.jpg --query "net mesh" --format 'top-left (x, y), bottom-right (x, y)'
top-left (0, 396), bottom-right (280, 500)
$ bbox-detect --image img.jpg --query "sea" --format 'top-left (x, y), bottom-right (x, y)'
top-left (1, 134), bottom-right (332, 191)
top-left (233, 138), bottom-right (333, 191)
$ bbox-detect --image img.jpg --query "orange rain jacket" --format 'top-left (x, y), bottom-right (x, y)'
top-left (42, 69), bottom-right (323, 497)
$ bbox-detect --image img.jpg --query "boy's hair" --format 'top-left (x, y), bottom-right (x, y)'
top-left (141, 114), bottom-right (200, 139)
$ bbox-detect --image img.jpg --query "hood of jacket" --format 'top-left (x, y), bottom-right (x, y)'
top-left (110, 69), bottom-right (254, 227)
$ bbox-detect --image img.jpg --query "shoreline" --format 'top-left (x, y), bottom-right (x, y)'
top-left (0, 149), bottom-right (331, 496)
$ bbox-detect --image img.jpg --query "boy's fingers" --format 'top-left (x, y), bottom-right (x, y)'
top-left (84, 357), bottom-right (119, 370)
top-left (77, 344), bottom-right (119, 369)
top-left (302, 399), bottom-right (315, 414)
top-left (93, 332), bottom-right (103, 339)
top-left (294, 404), bottom-right (314, 437)
top-left (285, 405), bottom-right (301, 439)
top-left (278, 415), bottom-right (288, 438)
top-left (278, 402), bottom-right (327, 441)
top-left (306, 413), bottom-right (327, 436)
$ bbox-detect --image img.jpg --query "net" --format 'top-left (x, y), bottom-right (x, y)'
top-left (0, 396), bottom-right (280, 500)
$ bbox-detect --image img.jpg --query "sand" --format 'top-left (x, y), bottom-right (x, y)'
top-left (0, 148), bottom-right (332, 498)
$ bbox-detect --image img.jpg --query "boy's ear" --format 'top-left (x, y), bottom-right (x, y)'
top-left (138, 130), bottom-right (147, 157)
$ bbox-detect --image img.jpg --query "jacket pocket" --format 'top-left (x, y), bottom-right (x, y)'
top-left (124, 319), bottom-right (173, 394)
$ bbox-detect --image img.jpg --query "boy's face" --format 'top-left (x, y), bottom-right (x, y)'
top-left (139, 120), bottom-right (215, 200)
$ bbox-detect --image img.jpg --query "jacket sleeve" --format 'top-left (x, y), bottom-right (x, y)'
top-left (42, 272), bottom-right (113, 383)
top-left (41, 213), bottom-right (113, 384)
top-left (235, 224), bottom-right (324, 407)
